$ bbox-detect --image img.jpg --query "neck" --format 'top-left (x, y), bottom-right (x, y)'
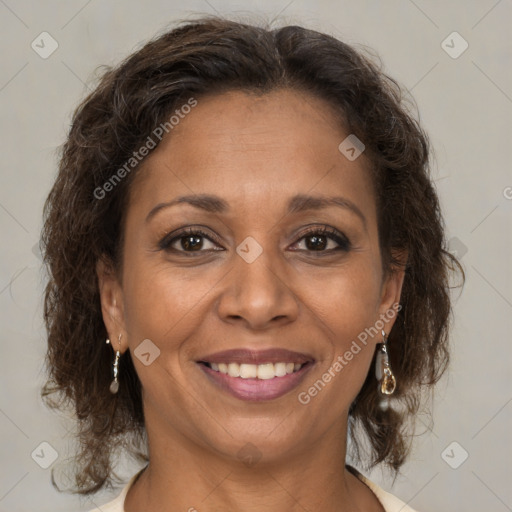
top-left (124, 408), bottom-right (381, 512)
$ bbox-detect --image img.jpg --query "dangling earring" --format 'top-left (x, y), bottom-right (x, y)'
top-left (375, 329), bottom-right (396, 396)
top-left (106, 334), bottom-right (122, 394)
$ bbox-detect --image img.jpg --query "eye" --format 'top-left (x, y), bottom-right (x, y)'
top-left (158, 225), bottom-right (351, 255)
top-left (159, 227), bottom-right (223, 254)
top-left (291, 226), bottom-right (351, 253)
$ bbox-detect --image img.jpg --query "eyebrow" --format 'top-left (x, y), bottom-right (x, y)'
top-left (145, 193), bottom-right (367, 227)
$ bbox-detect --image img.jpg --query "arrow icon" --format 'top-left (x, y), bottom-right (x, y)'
top-left (140, 352), bottom-right (151, 363)
top-left (441, 32), bottom-right (468, 59)
top-left (31, 441), bottom-right (59, 468)
top-left (236, 236), bottom-right (263, 263)
top-left (134, 339), bottom-right (161, 366)
top-left (441, 441), bottom-right (468, 469)
top-left (31, 32), bottom-right (59, 59)
top-left (237, 442), bottom-right (262, 467)
top-left (338, 134), bottom-right (365, 161)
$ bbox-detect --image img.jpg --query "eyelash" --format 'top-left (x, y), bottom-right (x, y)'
top-left (158, 226), bottom-right (351, 256)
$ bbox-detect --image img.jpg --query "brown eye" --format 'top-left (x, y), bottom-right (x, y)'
top-left (292, 227), bottom-right (351, 253)
top-left (159, 228), bottom-right (224, 254)
top-left (179, 234), bottom-right (205, 251)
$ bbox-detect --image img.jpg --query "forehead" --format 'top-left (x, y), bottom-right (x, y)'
top-left (127, 89), bottom-right (376, 222)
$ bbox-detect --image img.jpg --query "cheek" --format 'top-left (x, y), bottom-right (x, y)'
top-left (121, 255), bottom-right (220, 349)
top-left (120, 263), bottom-right (215, 409)
top-left (313, 260), bottom-right (382, 335)
top-left (294, 265), bottom-right (382, 416)
top-left (308, 259), bottom-right (382, 381)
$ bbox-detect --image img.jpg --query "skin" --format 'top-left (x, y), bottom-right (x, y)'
top-left (97, 89), bottom-right (406, 512)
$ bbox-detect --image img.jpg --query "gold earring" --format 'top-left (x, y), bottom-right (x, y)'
top-left (375, 329), bottom-right (396, 395)
top-left (106, 334), bottom-right (122, 394)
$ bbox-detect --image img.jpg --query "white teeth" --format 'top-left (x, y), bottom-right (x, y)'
top-left (274, 362), bottom-right (287, 377)
top-left (257, 363), bottom-right (275, 380)
top-left (239, 363), bottom-right (258, 378)
top-left (227, 363), bottom-right (240, 377)
top-left (207, 361), bottom-right (304, 379)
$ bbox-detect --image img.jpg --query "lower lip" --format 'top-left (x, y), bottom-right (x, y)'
top-left (197, 362), bottom-right (314, 402)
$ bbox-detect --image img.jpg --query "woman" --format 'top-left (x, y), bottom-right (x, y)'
top-left (40, 16), bottom-right (463, 512)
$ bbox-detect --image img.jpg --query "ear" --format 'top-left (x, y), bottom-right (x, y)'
top-left (377, 249), bottom-right (408, 334)
top-left (96, 257), bottom-right (128, 355)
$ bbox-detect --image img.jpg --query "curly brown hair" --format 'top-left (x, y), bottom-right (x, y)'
top-left (40, 15), bottom-right (464, 495)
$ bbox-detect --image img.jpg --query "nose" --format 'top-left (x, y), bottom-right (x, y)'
top-left (216, 245), bottom-right (299, 330)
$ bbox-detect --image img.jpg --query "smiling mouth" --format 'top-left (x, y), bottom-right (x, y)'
top-left (199, 361), bottom-right (305, 379)
top-left (197, 359), bottom-right (314, 402)
top-left (195, 347), bottom-right (315, 401)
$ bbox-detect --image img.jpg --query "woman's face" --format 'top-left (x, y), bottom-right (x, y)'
top-left (99, 89), bottom-right (404, 464)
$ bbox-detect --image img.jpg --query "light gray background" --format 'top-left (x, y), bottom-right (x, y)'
top-left (1, 1), bottom-right (511, 511)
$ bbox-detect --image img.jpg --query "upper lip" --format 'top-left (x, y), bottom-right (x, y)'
top-left (197, 348), bottom-right (315, 365)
